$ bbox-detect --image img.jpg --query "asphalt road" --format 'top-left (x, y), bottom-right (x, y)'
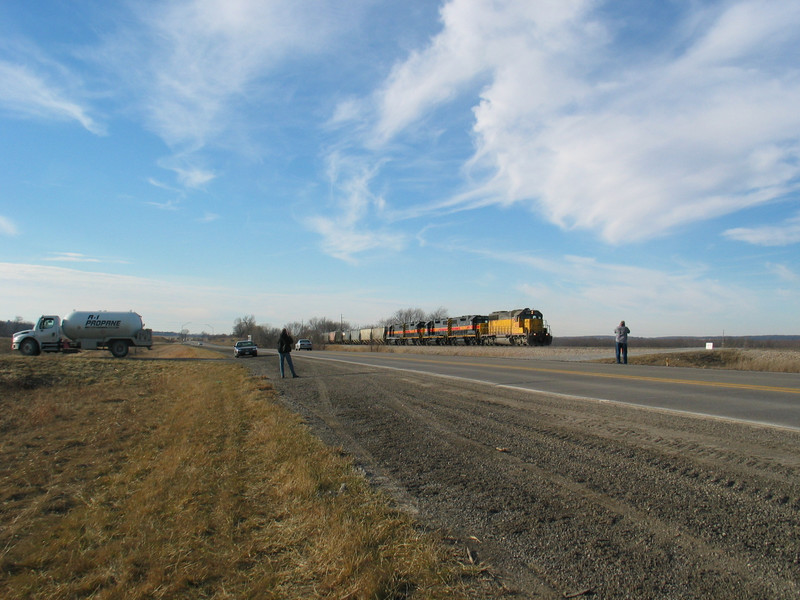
top-left (248, 348), bottom-right (800, 598)
top-left (287, 349), bottom-right (800, 430)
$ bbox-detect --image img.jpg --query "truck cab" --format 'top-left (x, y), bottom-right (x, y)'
top-left (12, 316), bottom-right (63, 355)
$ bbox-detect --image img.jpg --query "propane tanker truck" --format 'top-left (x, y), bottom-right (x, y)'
top-left (12, 311), bottom-right (153, 358)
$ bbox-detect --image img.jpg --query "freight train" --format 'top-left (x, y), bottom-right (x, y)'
top-left (328, 307), bottom-right (552, 346)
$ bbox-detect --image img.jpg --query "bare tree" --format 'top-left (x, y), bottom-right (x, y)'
top-left (382, 307), bottom-right (428, 326)
top-left (232, 315), bottom-right (258, 339)
top-left (284, 321), bottom-right (305, 337)
top-left (306, 317), bottom-right (349, 345)
top-left (252, 325), bottom-right (280, 348)
top-left (308, 316), bottom-right (343, 334)
top-left (427, 306), bottom-right (449, 320)
top-left (281, 316), bottom-right (353, 346)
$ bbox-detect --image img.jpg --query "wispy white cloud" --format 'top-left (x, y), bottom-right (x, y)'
top-left (306, 152), bottom-right (404, 262)
top-left (466, 244), bottom-right (724, 310)
top-left (0, 261), bottom-right (397, 333)
top-left (103, 0), bottom-right (359, 150)
top-left (305, 215), bottom-right (402, 263)
top-left (356, 0), bottom-right (800, 244)
top-left (368, 0), bottom-right (498, 145)
top-left (0, 215), bottom-right (18, 236)
top-left (44, 252), bottom-right (101, 263)
top-left (147, 177), bottom-right (182, 194)
top-left (723, 212), bottom-right (800, 246)
top-left (148, 163), bottom-right (215, 209)
top-left (157, 155), bottom-right (217, 189)
top-left (145, 198), bottom-right (181, 211)
top-left (455, 243), bottom-right (759, 335)
top-left (145, 177), bottom-right (183, 210)
top-left (0, 59), bottom-right (105, 135)
top-left (43, 252), bottom-right (130, 264)
top-left (766, 262), bottom-right (799, 283)
top-left (0, 261), bottom-right (235, 330)
top-left (174, 166), bottom-right (216, 189)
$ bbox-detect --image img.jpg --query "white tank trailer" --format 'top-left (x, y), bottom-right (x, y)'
top-left (12, 311), bottom-right (153, 358)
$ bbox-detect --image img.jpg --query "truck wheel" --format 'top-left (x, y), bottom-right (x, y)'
top-left (20, 338), bottom-right (40, 356)
top-left (109, 340), bottom-right (129, 358)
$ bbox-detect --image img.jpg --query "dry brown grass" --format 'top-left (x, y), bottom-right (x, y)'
top-left (595, 348), bottom-right (800, 373)
top-left (136, 342), bottom-right (226, 360)
top-left (326, 343), bottom-right (800, 373)
top-left (0, 353), bottom-right (480, 599)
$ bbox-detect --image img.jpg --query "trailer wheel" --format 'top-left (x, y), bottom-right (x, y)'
top-left (20, 338), bottom-right (40, 356)
top-left (109, 340), bottom-right (129, 358)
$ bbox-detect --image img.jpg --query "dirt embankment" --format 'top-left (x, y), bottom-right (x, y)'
top-left (254, 352), bottom-right (800, 599)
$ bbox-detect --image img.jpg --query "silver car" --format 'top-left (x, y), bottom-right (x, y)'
top-left (295, 338), bottom-right (312, 351)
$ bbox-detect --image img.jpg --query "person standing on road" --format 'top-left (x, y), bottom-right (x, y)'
top-left (615, 320), bottom-right (631, 364)
top-left (278, 328), bottom-right (299, 378)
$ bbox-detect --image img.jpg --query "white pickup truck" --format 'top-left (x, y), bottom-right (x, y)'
top-left (12, 311), bottom-right (153, 358)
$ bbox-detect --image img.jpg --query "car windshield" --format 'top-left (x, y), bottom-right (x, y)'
top-left (236, 341), bottom-right (254, 347)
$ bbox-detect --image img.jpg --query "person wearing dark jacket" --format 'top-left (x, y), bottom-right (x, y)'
top-left (614, 320), bottom-right (631, 364)
top-left (278, 328), bottom-right (298, 378)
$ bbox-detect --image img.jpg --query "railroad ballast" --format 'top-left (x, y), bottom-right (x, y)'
top-left (329, 307), bottom-right (552, 346)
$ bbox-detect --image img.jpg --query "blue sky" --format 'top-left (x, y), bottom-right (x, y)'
top-left (1, 0), bottom-right (799, 337)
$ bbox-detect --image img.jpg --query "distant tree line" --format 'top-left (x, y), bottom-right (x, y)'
top-left (231, 315), bottom-right (351, 349)
top-left (0, 317), bottom-right (34, 337)
top-left (378, 306), bottom-right (449, 326)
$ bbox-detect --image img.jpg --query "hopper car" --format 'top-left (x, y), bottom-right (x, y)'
top-left (328, 307), bottom-right (552, 347)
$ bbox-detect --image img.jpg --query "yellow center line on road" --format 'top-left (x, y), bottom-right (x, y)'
top-left (383, 356), bottom-right (800, 395)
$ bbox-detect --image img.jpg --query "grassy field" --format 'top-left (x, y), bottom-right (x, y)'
top-left (594, 348), bottom-right (800, 372)
top-left (0, 345), bottom-right (484, 599)
top-left (324, 342), bottom-right (800, 373)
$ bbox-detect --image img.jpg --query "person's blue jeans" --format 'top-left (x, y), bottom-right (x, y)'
top-left (279, 352), bottom-right (297, 377)
top-left (615, 342), bottom-right (628, 364)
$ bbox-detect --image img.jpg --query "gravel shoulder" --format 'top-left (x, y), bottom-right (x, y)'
top-left (245, 352), bottom-right (800, 599)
